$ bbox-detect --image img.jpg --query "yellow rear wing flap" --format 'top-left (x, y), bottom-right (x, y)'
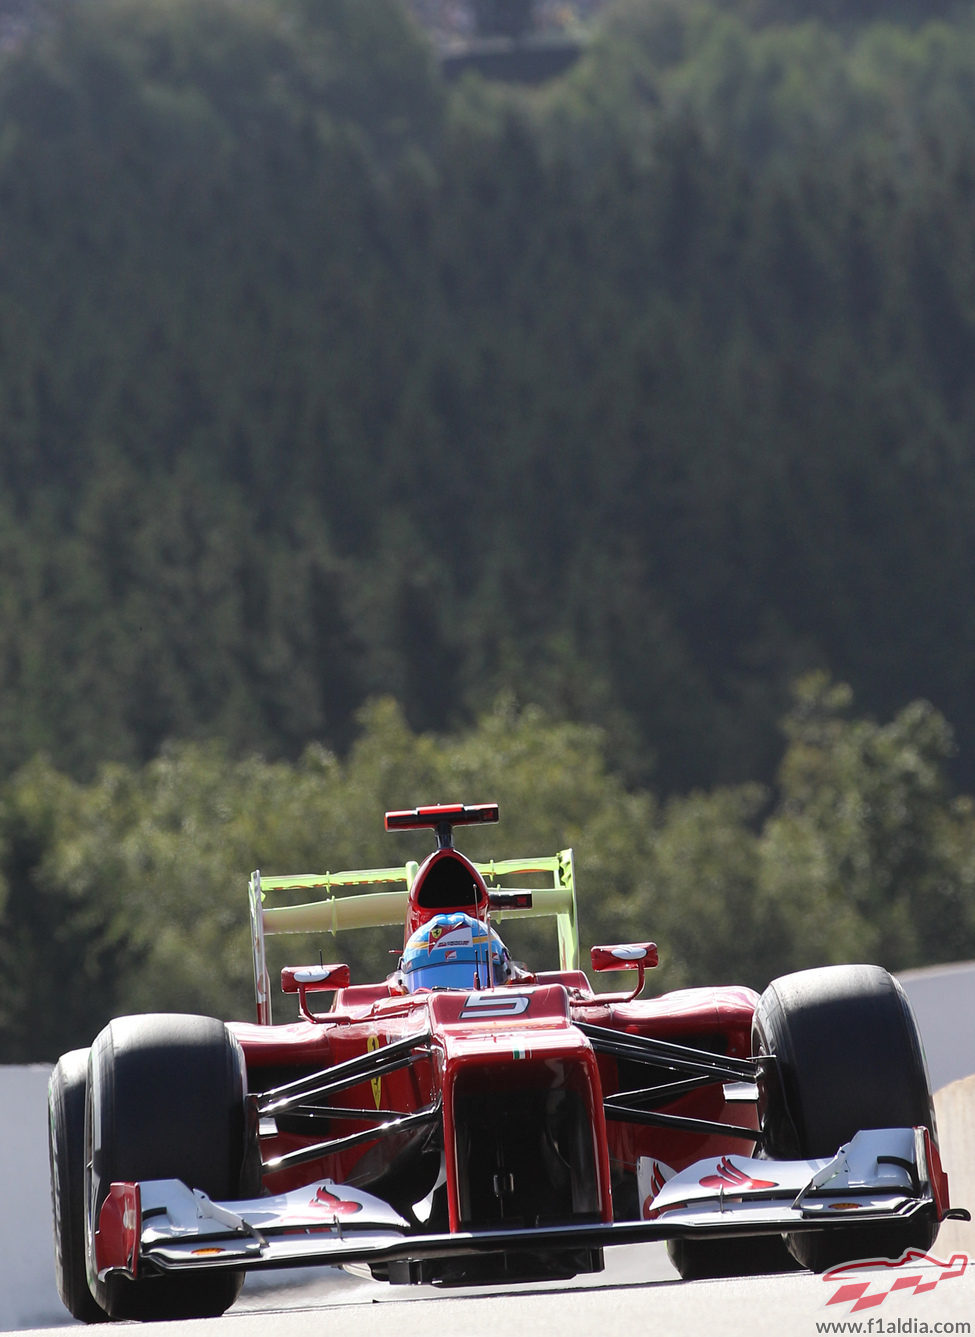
top-left (249, 850), bottom-right (578, 1024)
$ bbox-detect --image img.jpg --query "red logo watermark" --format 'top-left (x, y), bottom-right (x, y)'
top-left (823, 1249), bottom-right (968, 1314)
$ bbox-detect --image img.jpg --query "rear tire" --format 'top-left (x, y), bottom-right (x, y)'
top-left (49, 1049), bottom-right (109, 1323)
top-left (666, 1233), bottom-right (800, 1280)
top-left (85, 1013), bottom-right (256, 1321)
top-left (753, 964), bottom-right (938, 1272)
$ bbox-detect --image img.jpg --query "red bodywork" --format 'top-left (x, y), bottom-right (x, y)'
top-left (232, 822), bottom-right (761, 1254)
top-left (233, 980), bottom-right (759, 1207)
top-left (69, 804), bottom-right (955, 1308)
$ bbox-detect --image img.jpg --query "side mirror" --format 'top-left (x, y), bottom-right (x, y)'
top-left (281, 964), bottom-right (351, 1021)
top-left (281, 964), bottom-right (351, 993)
top-left (590, 943), bottom-right (658, 972)
top-left (590, 943), bottom-right (658, 1000)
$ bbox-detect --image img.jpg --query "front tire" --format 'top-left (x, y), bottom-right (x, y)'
top-left (49, 1049), bottom-right (109, 1323)
top-left (85, 1013), bottom-right (255, 1321)
top-left (753, 964), bottom-right (938, 1272)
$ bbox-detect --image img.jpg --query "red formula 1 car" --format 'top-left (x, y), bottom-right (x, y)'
top-left (48, 803), bottom-right (966, 1322)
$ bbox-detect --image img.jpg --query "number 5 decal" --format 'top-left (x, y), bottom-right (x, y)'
top-left (460, 993), bottom-right (531, 1019)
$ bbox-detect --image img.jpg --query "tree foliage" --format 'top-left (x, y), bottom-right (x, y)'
top-left (1, 1), bottom-right (975, 791)
top-left (4, 683), bottom-right (975, 1062)
top-left (4, 2), bottom-right (975, 1056)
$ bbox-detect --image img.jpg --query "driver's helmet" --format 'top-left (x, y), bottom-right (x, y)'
top-left (400, 912), bottom-right (511, 992)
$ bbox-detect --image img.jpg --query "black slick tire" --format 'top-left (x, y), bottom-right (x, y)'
top-left (49, 1049), bottom-right (109, 1323)
top-left (84, 1013), bottom-right (256, 1321)
top-left (753, 963), bottom-right (938, 1272)
top-left (666, 1233), bottom-right (800, 1280)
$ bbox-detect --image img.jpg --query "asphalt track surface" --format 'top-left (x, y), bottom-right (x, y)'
top-left (16, 1241), bottom-right (975, 1337)
top-left (238, 1250), bottom-right (975, 1336)
top-left (229, 1237), bottom-right (975, 1334)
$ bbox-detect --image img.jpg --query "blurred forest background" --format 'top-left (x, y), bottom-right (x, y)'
top-left (4, 0), bottom-right (975, 1059)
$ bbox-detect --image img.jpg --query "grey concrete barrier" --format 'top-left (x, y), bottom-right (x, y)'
top-left (0, 1065), bottom-right (60, 1331)
top-left (899, 960), bottom-right (975, 1091)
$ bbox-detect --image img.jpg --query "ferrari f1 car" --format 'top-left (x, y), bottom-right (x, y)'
top-left (48, 803), bottom-right (967, 1321)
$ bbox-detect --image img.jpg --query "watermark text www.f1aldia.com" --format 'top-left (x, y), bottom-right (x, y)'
top-left (815, 1321), bottom-right (971, 1334)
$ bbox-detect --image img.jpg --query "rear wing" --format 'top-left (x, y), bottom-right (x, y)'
top-left (249, 850), bottom-right (579, 1024)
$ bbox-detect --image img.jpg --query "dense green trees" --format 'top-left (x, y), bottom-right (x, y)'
top-left (4, 0), bottom-right (975, 1055)
top-left (3, 0), bottom-right (975, 790)
top-left (4, 681), bottom-right (974, 1062)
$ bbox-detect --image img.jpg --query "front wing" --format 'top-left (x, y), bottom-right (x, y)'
top-left (93, 1127), bottom-right (958, 1282)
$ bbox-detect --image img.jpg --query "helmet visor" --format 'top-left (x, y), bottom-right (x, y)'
top-left (403, 955), bottom-right (489, 992)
